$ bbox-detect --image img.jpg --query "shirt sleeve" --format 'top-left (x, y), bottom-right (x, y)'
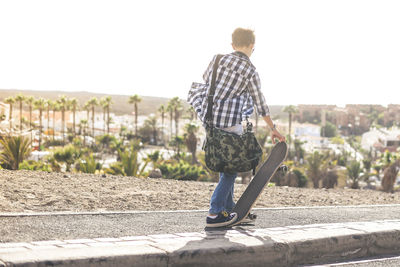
top-left (247, 72), bottom-right (270, 117)
top-left (203, 55), bottom-right (217, 83)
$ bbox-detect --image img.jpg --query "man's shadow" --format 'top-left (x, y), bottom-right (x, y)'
top-left (164, 226), bottom-right (286, 267)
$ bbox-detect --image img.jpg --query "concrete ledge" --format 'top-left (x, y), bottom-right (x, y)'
top-left (1, 220), bottom-right (400, 266)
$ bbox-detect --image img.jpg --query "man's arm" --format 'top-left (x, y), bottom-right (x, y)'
top-left (246, 72), bottom-right (285, 143)
top-left (262, 115), bottom-right (286, 144)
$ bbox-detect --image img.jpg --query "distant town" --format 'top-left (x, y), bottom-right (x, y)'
top-left (0, 89), bottom-right (399, 192)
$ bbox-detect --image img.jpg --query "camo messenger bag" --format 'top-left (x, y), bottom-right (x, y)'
top-left (203, 55), bottom-right (262, 174)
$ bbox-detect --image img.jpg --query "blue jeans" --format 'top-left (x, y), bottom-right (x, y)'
top-left (209, 172), bottom-right (237, 214)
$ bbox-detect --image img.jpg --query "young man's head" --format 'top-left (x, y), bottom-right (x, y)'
top-left (231, 28), bottom-right (255, 57)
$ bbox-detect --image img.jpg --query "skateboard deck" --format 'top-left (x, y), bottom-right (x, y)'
top-left (229, 142), bottom-right (288, 226)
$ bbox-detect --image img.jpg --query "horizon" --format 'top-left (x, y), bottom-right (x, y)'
top-left (1, 88), bottom-right (398, 108)
top-left (1, 0), bottom-right (399, 106)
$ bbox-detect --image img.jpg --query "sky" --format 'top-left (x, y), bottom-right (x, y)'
top-left (0, 0), bottom-right (399, 106)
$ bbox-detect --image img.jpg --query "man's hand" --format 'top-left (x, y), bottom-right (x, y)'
top-left (271, 129), bottom-right (286, 144)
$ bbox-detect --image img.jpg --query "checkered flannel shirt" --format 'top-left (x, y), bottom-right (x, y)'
top-left (188, 51), bottom-right (270, 129)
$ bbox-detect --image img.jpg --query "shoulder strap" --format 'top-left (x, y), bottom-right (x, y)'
top-left (205, 54), bottom-right (223, 126)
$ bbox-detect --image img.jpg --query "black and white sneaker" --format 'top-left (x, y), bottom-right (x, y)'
top-left (240, 212), bottom-right (257, 224)
top-left (206, 211), bottom-right (237, 227)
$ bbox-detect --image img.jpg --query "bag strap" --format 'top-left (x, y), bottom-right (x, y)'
top-left (205, 54), bottom-right (223, 126)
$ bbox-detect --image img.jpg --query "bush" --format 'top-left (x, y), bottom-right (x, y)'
top-left (53, 144), bottom-right (81, 172)
top-left (19, 160), bottom-right (51, 172)
top-left (159, 160), bottom-right (206, 181)
top-left (0, 135), bottom-right (31, 170)
top-left (293, 169), bottom-right (308, 188)
top-left (77, 154), bottom-right (100, 174)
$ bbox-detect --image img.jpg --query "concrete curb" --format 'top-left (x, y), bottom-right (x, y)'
top-left (1, 220), bottom-right (400, 266)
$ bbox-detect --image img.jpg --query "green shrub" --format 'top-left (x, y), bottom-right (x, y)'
top-left (159, 160), bottom-right (206, 181)
top-left (77, 154), bottom-right (100, 174)
top-left (19, 160), bottom-right (51, 172)
top-left (0, 135), bottom-right (31, 170)
top-left (293, 169), bottom-right (308, 188)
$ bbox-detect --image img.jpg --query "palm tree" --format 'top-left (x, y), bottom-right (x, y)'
top-left (79, 119), bottom-right (88, 146)
top-left (100, 97), bottom-right (107, 134)
top-left (25, 96), bottom-right (35, 147)
top-left (46, 99), bottom-right (53, 134)
top-left (144, 115), bottom-right (158, 145)
top-left (306, 151), bottom-right (325, 188)
top-left (69, 98), bottom-right (78, 136)
top-left (158, 104), bottom-right (166, 144)
top-left (167, 100), bottom-right (174, 140)
top-left (83, 102), bottom-right (91, 139)
top-left (283, 105), bottom-right (298, 159)
top-left (104, 96), bottom-right (113, 134)
top-left (5, 97), bottom-right (15, 132)
top-left (0, 135), bottom-right (31, 170)
top-left (51, 101), bottom-right (60, 141)
top-left (172, 97), bottom-right (183, 137)
top-left (88, 97), bottom-right (98, 137)
top-left (57, 95), bottom-right (68, 143)
top-left (128, 94), bottom-right (142, 136)
top-left (100, 97), bottom-right (113, 134)
top-left (347, 160), bottom-right (361, 189)
top-left (15, 93), bottom-right (25, 132)
top-left (34, 98), bottom-right (46, 150)
top-left (184, 122), bottom-right (199, 164)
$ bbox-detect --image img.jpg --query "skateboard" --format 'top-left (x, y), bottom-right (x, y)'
top-left (228, 141), bottom-right (288, 227)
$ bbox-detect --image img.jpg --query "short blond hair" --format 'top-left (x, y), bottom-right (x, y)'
top-left (232, 28), bottom-right (255, 47)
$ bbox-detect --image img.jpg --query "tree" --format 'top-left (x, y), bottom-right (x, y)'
top-left (306, 151), bottom-right (325, 188)
top-left (88, 97), bottom-right (98, 137)
top-left (57, 95), bottom-right (68, 143)
top-left (143, 115), bottom-right (159, 145)
top-left (283, 105), bottom-right (298, 159)
top-left (46, 99), bottom-right (53, 134)
top-left (100, 97), bottom-right (107, 134)
top-left (69, 98), bottom-right (78, 136)
top-left (34, 98), bottom-right (46, 150)
top-left (128, 94), bottom-right (142, 136)
top-left (0, 135), bottom-right (31, 170)
top-left (173, 98), bottom-right (183, 137)
top-left (167, 100), bottom-right (174, 140)
top-left (158, 104), bottom-right (166, 144)
top-left (83, 102), bottom-right (91, 140)
top-left (184, 122), bottom-right (199, 164)
top-left (25, 96), bottom-right (35, 147)
top-left (381, 160), bottom-right (400, 193)
top-left (5, 97), bottom-right (15, 132)
top-left (50, 101), bottom-right (60, 141)
top-left (79, 119), bottom-right (88, 146)
top-left (321, 121), bottom-right (337, 138)
top-left (169, 136), bottom-right (185, 158)
top-left (15, 93), bottom-right (25, 132)
top-left (53, 144), bottom-right (80, 172)
top-left (347, 160), bottom-right (361, 189)
top-left (104, 96), bottom-right (113, 134)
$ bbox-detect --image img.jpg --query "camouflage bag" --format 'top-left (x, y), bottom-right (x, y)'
top-left (200, 54), bottom-right (263, 174)
top-left (203, 122), bottom-right (262, 174)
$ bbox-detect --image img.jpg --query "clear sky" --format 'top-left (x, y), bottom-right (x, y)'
top-left (0, 0), bottom-right (399, 106)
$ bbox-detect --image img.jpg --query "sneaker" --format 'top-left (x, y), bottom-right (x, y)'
top-left (240, 212), bottom-right (257, 224)
top-left (206, 211), bottom-right (237, 227)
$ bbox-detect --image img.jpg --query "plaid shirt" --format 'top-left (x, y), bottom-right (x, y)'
top-left (188, 51), bottom-right (270, 128)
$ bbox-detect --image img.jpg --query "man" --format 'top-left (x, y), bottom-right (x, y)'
top-left (188, 28), bottom-right (285, 227)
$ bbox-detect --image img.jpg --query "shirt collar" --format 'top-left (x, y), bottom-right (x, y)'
top-left (232, 51), bottom-right (250, 61)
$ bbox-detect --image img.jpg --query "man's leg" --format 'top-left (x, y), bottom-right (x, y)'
top-left (209, 172), bottom-right (237, 215)
top-left (225, 176), bottom-right (236, 212)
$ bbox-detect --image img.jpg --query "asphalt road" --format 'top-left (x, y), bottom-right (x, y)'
top-left (1, 204), bottom-right (400, 243)
top-left (305, 255), bottom-right (400, 266)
